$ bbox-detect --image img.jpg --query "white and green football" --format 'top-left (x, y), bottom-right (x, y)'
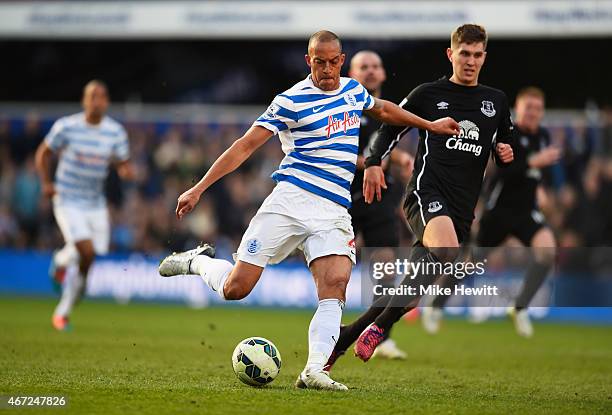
top-left (231, 337), bottom-right (282, 387)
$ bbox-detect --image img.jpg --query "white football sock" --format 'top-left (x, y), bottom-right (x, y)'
top-left (54, 244), bottom-right (79, 268)
top-left (54, 271), bottom-right (86, 317)
top-left (305, 299), bottom-right (344, 373)
top-left (190, 255), bottom-right (233, 300)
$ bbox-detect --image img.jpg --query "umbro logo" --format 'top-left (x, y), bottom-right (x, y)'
top-left (437, 101), bottom-right (449, 110)
top-left (313, 105), bottom-right (326, 113)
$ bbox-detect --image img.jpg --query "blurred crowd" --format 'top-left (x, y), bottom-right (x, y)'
top-left (0, 112), bottom-right (285, 259)
top-left (1, 108), bottom-right (611, 259)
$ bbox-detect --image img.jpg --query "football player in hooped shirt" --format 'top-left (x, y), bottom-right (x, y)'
top-left (158, 30), bottom-right (459, 391)
top-left (323, 24), bottom-right (515, 368)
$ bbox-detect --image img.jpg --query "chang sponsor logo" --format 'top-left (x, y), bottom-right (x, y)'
top-left (445, 120), bottom-right (483, 156)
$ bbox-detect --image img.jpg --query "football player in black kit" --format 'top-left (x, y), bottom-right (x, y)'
top-left (422, 86), bottom-right (560, 338)
top-left (323, 23), bottom-right (515, 370)
top-left (348, 50), bottom-right (414, 360)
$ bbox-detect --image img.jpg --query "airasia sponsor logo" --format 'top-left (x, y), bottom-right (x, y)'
top-left (325, 112), bottom-right (360, 138)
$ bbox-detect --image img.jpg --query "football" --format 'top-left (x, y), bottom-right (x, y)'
top-left (231, 337), bottom-right (282, 387)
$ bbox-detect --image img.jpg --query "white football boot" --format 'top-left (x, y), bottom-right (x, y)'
top-left (508, 307), bottom-right (534, 338)
top-left (295, 370), bottom-right (348, 391)
top-left (372, 338), bottom-right (407, 360)
top-left (421, 307), bottom-right (443, 334)
top-left (158, 244), bottom-right (215, 277)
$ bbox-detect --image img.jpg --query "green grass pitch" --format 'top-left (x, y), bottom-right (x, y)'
top-left (1, 297), bottom-right (611, 414)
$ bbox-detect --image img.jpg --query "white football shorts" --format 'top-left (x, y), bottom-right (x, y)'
top-left (53, 198), bottom-right (110, 255)
top-left (236, 182), bottom-right (356, 267)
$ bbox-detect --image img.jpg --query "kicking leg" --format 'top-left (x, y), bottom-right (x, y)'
top-left (159, 244), bottom-right (264, 300)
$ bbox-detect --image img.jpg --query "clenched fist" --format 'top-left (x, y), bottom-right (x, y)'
top-left (496, 143), bottom-right (514, 164)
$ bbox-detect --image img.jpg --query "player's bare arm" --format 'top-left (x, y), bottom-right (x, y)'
top-left (176, 125), bottom-right (274, 219)
top-left (34, 141), bottom-right (56, 198)
top-left (365, 97), bottom-right (460, 136)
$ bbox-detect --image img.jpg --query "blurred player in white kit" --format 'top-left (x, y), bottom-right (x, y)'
top-left (35, 80), bottom-right (134, 331)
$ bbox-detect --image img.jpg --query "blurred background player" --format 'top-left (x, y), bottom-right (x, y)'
top-left (345, 50), bottom-right (413, 360)
top-left (35, 80), bottom-right (134, 331)
top-left (422, 86), bottom-right (560, 337)
top-left (324, 24), bottom-right (515, 369)
top-left (158, 30), bottom-right (458, 390)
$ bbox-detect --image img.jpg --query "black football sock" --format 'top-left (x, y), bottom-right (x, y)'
top-left (374, 249), bottom-right (443, 333)
top-left (515, 260), bottom-right (551, 310)
top-left (373, 277), bottom-right (396, 341)
top-left (382, 322), bottom-right (394, 341)
top-left (333, 294), bottom-right (391, 353)
top-left (431, 275), bottom-right (459, 309)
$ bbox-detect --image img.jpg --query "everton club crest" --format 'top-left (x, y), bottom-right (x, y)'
top-left (481, 100), bottom-right (496, 117)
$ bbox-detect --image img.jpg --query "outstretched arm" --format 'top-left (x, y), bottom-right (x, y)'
top-left (362, 97), bottom-right (459, 204)
top-left (176, 125), bottom-right (274, 219)
top-left (365, 97), bottom-right (459, 136)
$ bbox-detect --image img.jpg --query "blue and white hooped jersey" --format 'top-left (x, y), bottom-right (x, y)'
top-left (45, 112), bottom-right (129, 207)
top-left (254, 76), bottom-right (375, 208)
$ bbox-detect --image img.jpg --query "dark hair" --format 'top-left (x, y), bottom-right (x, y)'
top-left (516, 86), bottom-right (546, 102)
top-left (308, 30), bottom-right (342, 53)
top-left (451, 24), bottom-right (487, 49)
